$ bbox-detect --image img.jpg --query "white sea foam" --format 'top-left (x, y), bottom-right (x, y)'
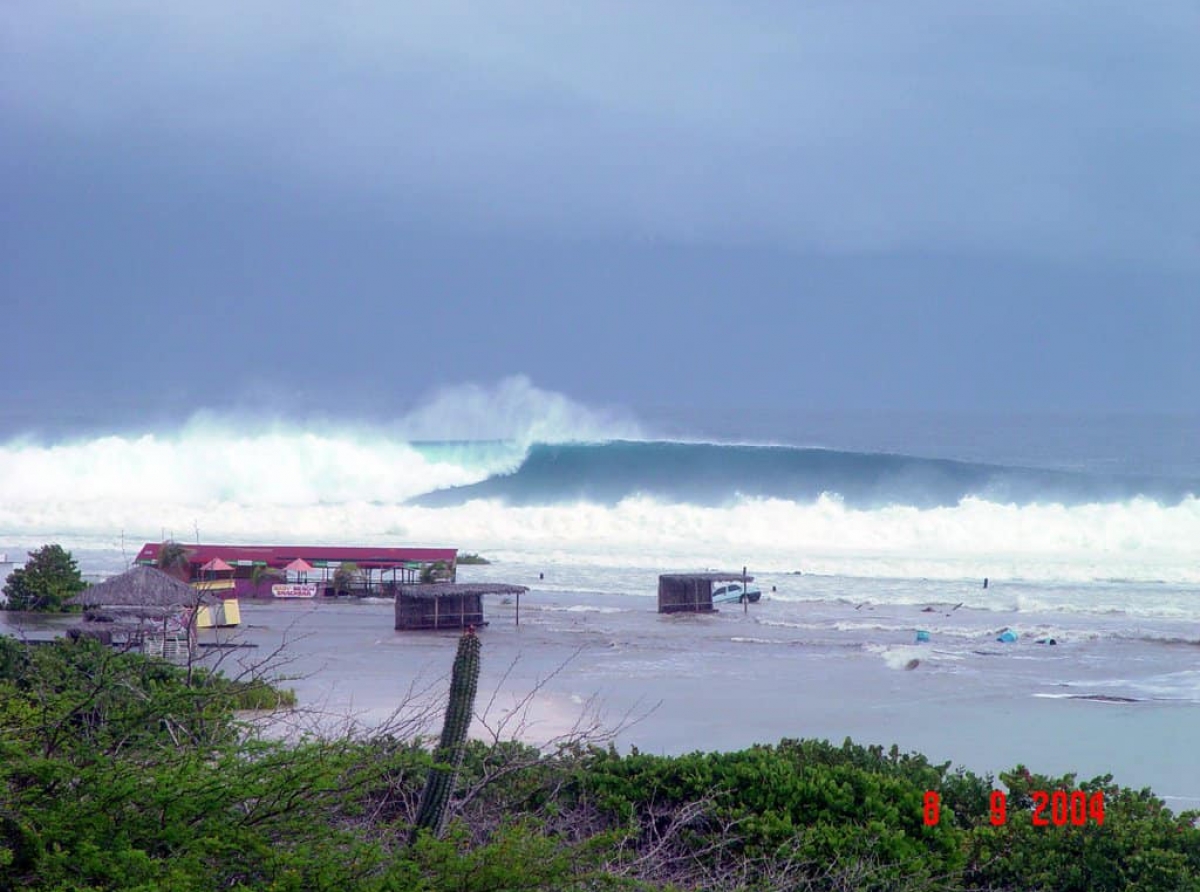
top-left (0, 378), bottom-right (643, 507)
top-left (538, 605), bottom-right (625, 614)
top-left (827, 621), bottom-right (981, 638)
top-left (2, 490), bottom-right (1198, 592)
top-left (755, 619), bottom-right (814, 630)
top-left (1037, 671), bottom-right (1200, 703)
top-left (866, 644), bottom-right (930, 670)
top-left (2, 386), bottom-right (1199, 612)
top-left (0, 425), bottom-right (495, 506)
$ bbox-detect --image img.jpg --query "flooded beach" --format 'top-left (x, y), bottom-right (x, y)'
top-left (11, 571), bottom-right (1182, 810)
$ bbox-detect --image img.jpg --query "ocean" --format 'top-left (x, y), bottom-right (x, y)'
top-left (1, 405), bottom-right (1197, 592)
top-left (2, 398), bottom-right (1199, 805)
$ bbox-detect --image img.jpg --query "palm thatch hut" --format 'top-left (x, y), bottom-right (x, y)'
top-left (658, 572), bottom-right (753, 614)
top-left (394, 582), bottom-right (529, 631)
top-left (69, 565), bottom-right (217, 661)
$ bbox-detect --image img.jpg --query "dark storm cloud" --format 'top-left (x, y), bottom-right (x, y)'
top-left (1, 2), bottom-right (1197, 421)
top-left (4, 1), bottom-right (1196, 262)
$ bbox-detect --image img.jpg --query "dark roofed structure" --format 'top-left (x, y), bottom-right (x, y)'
top-left (74, 564), bottom-right (216, 611)
top-left (69, 565), bottom-right (217, 661)
top-left (658, 572), bottom-right (754, 614)
top-left (394, 582), bottom-right (528, 631)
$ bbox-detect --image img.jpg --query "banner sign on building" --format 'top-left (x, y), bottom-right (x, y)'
top-left (271, 583), bottom-right (318, 599)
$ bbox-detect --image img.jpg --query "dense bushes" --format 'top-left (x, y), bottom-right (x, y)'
top-left (1, 637), bottom-right (1198, 891)
top-left (570, 740), bottom-right (969, 889)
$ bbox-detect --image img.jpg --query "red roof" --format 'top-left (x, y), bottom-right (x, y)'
top-left (134, 543), bottom-right (457, 570)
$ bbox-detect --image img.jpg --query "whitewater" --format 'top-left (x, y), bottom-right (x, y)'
top-left (1, 378), bottom-right (1198, 607)
top-left (4, 379), bottom-right (1200, 806)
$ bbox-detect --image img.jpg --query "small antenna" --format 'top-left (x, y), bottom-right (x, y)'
top-left (194, 520), bottom-right (200, 544)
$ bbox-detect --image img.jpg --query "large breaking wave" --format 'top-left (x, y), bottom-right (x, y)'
top-left (1, 379), bottom-right (1197, 585)
top-left (413, 440), bottom-right (1199, 509)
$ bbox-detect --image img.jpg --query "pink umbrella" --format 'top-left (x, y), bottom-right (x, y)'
top-left (200, 557), bottom-right (234, 573)
top-left (284, 558), bottom-right (314, 573)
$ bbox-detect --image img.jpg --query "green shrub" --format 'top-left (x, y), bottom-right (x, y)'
top-left (3, 637), bottom-right (1199, 891)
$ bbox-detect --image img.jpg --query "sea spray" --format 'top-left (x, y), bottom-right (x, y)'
top-left (2, 409), bottom-right (1199, 588)
top-left (0, 428), bottom-right (503, 506)
top-left (394, 375), bottom-right (643, 445)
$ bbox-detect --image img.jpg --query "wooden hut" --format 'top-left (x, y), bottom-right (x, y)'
top-left (68, 565), bottom-right (218, 661)
top-left (657, 572), bottom-right (754, 614)
top-left (394, 582), bottom-right (528, 631)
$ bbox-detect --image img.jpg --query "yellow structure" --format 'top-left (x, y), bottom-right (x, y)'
top-left (193, 579), bottom-right (241, 627)
top-left (196, 600), bottom-right (241, 628)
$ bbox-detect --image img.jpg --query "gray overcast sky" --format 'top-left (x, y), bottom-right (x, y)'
top-left (2, 1), bottom-right (1197, 427)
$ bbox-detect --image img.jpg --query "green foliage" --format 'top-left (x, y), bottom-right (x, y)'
top-left (226, 678), bottom-right (298, 710)
top-left (419, 561), bottom-right (450, 584)
top-left (962, 767), bottom-right (1200, 891)
top-left (0, 637), bottom-right (317, 890)
top-left (3, 634), bottom-right (1199, 891)
top-left (571, 737), bottom-right (969, 889)
top-left (1, 544), bottom-right (86, 612)
top-left (407, 820), bottom-right (632, 891)
top-left (412, 628), bottom-right (481, 842)
top-left (456, 553), bottom-right (491, 565)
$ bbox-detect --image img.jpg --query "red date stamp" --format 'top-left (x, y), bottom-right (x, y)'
top-left (923, 790), bottom-right (1105, 826)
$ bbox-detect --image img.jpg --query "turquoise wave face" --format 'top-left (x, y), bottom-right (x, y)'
top-left (405, 439), bottom-right (529, 476)
top-left (413, 440), bottom-right (1200, 508)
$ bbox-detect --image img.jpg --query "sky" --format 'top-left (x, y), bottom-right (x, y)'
top-left (2, 1), bottom-right (1198, 431)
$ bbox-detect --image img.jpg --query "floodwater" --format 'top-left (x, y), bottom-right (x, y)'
top-left (10, 589), bottom-right (1178, 811)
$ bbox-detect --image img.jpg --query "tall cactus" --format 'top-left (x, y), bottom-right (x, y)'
top-left (410, 627), bottom-right (481, 843)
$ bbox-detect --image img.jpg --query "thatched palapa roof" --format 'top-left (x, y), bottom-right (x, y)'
top-left (72, 565), bottom-right (218, 609)
top-left (658, 572), bottom-right (754, 583)
top-left (396, 583), bottom-right (528, 599)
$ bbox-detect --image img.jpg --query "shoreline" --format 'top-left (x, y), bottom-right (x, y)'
top-left (89, 587), bottom-right (1199, 812)
top-left (5, 577), bottom-right (1199, 810)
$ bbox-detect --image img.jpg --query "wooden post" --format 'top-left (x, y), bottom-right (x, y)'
top-left (433, 594), bottom-right (440, 630)
top-left (742, 566), bottom-right (748, 614)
